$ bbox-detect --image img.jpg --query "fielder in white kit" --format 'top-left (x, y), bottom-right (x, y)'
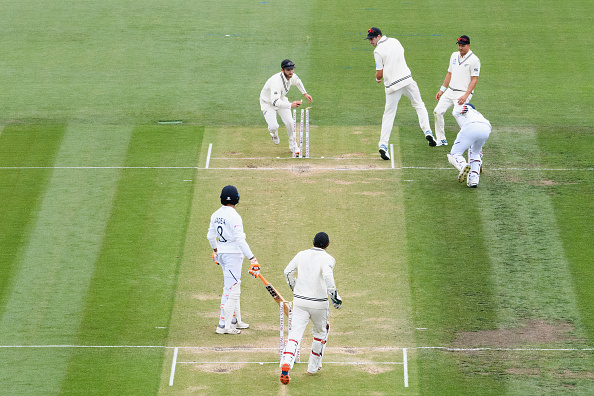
top-left (447, 103), bottom-right (492, 188)
top-left (207, 185), bottom-right (261, 334)
top-left (279, 232), bottom-right (342, 385)
top-left (365, 27), bottom-right (436, 161)
top-left (434, 35), bottom-right (481, 146)
top-left (260, 59), bottom-right (313, 155)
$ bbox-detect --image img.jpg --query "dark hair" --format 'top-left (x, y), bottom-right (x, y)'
top-left (313, 232), bottom-right (330, 249)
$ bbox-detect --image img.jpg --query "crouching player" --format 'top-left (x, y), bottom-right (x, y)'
top-left (446, 103), bottom-right (492, 187)
top-left (279, 232), bottom-right (342, 385)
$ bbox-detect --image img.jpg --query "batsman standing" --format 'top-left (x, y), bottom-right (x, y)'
top-left (447, 103), bottom-right (492, 188)
top-left (279, 232), bottom-right (342, 385)
top-left (365, 27), bottom-right (437, 161)
top-left (260, 59), bottom-right (313, 155)
top-left (433, 35), bottom-right (481, 146)
top-left (207, 185), bottom-right (261, 334)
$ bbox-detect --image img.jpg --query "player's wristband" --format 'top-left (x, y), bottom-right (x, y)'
top-left (440, 86), bottom-right (447, 92)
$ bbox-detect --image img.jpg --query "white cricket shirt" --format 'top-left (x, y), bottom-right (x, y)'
top-left (448, 50), bottom-right (481, 92)
top-left (207, 205), bottom-right (254, 258)
top-left (373, 36), bottom-right (414, 93)
top-left (452, 104), bottom-right (491, 128)
top-left (260, 72), bottom-right (307, 111)
top-left (284, 247), bottom-right (336, 309)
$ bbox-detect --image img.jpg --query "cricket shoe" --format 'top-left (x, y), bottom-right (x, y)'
top-left (379, 145), bottom-right (390, 160)
top-left (280, 363), bottom-right (290, 384)
top-left (425, 132), bottom-right (437, 147)
top-left (458, 165), bottom-right (471, 183)
top-left (467, 172), bottom-right (479, 188)
top-left (271, 134), bottom-right (280, 145)
top-left (215, 326), bottom-right (241, 335)
top-left (436, 139), bottom-right (448, 146)
top-left (232, 321), bottom-right (249, 329)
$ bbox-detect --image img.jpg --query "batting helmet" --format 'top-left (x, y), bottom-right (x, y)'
top-left (281, 59), bottom-right (295, 69)
top-left (313, 232), bottom-right (330, 249)
top-left (220, 185), bottom-right (240, 205)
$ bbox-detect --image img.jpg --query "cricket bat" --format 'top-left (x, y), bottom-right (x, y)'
top-left (257, 273), bottom-right (290, 317)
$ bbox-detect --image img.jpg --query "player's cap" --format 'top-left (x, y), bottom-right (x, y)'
top-left (220, 185), bottom-right (240, 205)
top-left (281, 59), bottom-right (295, 69)
top-left (365, 27), bottom-right (382, 40)
top-left (456, 35), bottom-right (471, 45)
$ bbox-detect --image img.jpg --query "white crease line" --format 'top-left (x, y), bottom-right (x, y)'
top-left (169, 347), bottom-right (178, 386)
top-left (390, 144), bottom-right (395, 169)
top-left (1, 166), bottom-right (591, 171)
top-left (2, 345), bottom-right (592, 351)
top-left (0, 167), bottom-right (199, 170)
top-left (205, 143), bottom-right (213, 169)
top-left (177, 361), bottom-right (404, 365)
top-left (403, 348), bottom-right (409, 388)
top-left (211, 157), bottom-right (379, 160)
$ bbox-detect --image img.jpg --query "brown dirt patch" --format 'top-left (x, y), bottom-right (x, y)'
top-left (355, 191), bottom-right (386, 196)
top-left (527, 179), bottom-right (580, 187)
top-left (191, 293), bottom-right (219, 301)
top-left (453, 320), bottom-right (575, 348)
top-left (358, 364), bottom-right (394, 374)
top-left (506, 368), bottom-right (541, 376)
top-left (335, 152), bottom-right (367, 158)
top-left (194, 363), bottom-right (245, 373)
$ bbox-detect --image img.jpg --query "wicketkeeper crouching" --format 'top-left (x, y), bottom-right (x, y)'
top-left (279, 232), bottom-right (342, 385)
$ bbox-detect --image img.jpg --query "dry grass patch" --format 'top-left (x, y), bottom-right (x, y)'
top-left (453, 320), bottom-right (576, 348)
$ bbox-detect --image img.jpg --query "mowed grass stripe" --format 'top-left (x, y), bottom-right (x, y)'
top-left (479, 129), bottom-right (583, 331)
top-left (397, 127), bottom-right (502, 394)
top-left (60, 125), bottom-right (203, 395)
top-left (0, 125), bottom-right (132, 395)
top-left (475, 128), bottom-right (594, 394)
top-left (0, 124), bottom-right (66, 312)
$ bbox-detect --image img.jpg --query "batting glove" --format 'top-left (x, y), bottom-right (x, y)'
top-left (248, 257), bottom-right (260, 278)
top-left (212, 252), bottom-right (219, 265)
top-left (329, 289), bottom-right (342, 309)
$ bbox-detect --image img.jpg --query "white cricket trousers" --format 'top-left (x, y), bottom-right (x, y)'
top-left (262, 106), bottom-right (295, 149)
top-left (433, 89), bottom-right (473, 142)
top-left (379, 80), bottom-right (431, 150)
top-left (280, 305), bottom-right (329, 373)
top-left (217, 253), bottom-right (244, 327)
top-left (450, 122), bottom-right (491, 174)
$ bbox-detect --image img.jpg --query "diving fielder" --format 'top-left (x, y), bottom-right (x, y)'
top-left (434, 35), bottom-right (481, 146)
top-left (447, 103), bottom-right (491, 188)
top-left (260, 59), bottom-right (313, 155)
top-left (207, 185), bottom-right (261, 334)
top-left (279, 232), bottom-right (342, 385)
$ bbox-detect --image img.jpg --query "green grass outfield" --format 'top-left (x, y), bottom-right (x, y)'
top-left (1, 0), bottom-right (593, 395)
